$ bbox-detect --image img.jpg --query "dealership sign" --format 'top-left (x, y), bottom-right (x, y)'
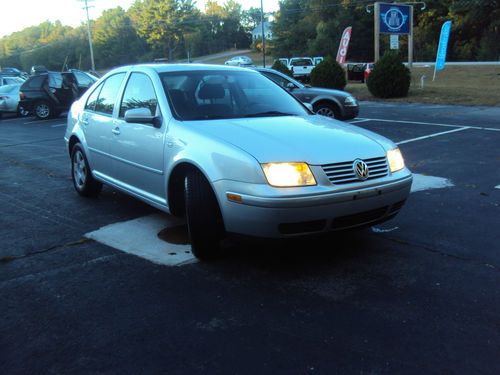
top-left (336, 26), bottom-right (352, 64)
top-left (379, 3), bottom-right (411, 34)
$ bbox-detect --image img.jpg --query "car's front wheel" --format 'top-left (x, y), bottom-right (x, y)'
top-left (34, 100), bottom-right (52, 120)
top-left (314, 102), bottom-right (341, 119)
top-left (71, 143), bottom-right (102, 197)
top-left (184, 169), bottom-right (225, 260)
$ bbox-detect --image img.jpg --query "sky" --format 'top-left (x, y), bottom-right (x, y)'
top-left (0, 0), bottom-right (280, 38)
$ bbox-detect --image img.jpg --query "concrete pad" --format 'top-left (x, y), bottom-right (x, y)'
top-left (85, 214), bottom-right (196, 266)
top-left (411, 173), bottom-right (454, 193)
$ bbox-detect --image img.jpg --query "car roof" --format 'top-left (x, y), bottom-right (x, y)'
top-left (107, 63), bottom-right (260, 75)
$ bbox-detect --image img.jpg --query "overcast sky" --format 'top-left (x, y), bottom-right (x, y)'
top-left (0, 0), bottom-right (280, 38)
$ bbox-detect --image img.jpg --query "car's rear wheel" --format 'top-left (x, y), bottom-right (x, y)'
top-left (314, 102), bottom-right (341, 119)
top-left (34, 100), bottom-right (52, 120)
top-left (184, 169), bottom-right (225, 260)
top-left (71, 143), bottom-right (102, 197)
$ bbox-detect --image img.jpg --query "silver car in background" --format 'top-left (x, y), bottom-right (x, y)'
top-left (224, 56), bottom-right (254, 67)
top-left (0, 84), bottom-right (24, 118)
top-left (65, 64), bottom-right (412, 260)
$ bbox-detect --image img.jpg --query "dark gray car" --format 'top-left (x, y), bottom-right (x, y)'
top-left (256, 68), bottom-right (359, 120)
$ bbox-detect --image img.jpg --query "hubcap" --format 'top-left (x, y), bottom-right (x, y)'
top-left (73, 150), bottom-right (87, 189)
top-left (35, 104), bottom-right (50, 118)
top-left (316, 106), bottom-right (335, 118)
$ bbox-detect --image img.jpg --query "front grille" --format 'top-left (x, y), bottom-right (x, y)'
top-left (331, 206), bottom-right (389, 229)
top-left (322, 156), bottom-right (388, 185)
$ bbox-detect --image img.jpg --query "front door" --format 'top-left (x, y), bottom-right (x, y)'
top-left (109, 72), bottom-right (166, 202)
top-left (83, 73), bottom-right (126, 176)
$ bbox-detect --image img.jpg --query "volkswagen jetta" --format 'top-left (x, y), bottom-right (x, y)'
top-left (65, 64), bottom-right (412, 259)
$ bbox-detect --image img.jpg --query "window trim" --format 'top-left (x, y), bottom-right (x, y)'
top-left (118, 71), bottom-right (159, 124)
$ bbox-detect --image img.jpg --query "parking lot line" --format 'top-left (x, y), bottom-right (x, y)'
top-left (51, 123), bottom-right (66, 128)
top-left (348, 119), bottom-right (371, 124)
top-left (397, 127), bottom-right (470, 145)
top-left (356, 117), bottom-right (500, 132)
top-left (495, 185), bottom-right (500, 190)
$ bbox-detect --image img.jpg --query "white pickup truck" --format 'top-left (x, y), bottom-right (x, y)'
top-left (288, 57), bottom-right (315, 79)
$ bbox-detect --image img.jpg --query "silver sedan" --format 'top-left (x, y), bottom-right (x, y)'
top-left (65, 64), bottom-right (412, 259)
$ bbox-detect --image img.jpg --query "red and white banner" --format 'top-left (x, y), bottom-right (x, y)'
top-left (336, 26), bottom-right (352, 64)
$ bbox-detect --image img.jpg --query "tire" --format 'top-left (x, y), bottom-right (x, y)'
top-left (184, 169), bottom-right (225, 260)
top-left (33, 100), bottom-right (52, 120)
top-left (71, 143), bottom-right (102, 197)
top-left (314, 102), bottom-right (341, 119)
top-left (17, 105), bottom-right (30, 117)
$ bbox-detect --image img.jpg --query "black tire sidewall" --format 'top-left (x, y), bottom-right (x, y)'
top-left (184, 170), bottom-right (224, 259)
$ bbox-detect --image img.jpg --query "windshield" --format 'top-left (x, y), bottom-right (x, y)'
top-left (160, 70), bottom-right (309, 121)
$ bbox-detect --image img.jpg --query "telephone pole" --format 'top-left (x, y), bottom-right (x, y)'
top-left (79, 0), bottom-right (96, 72)
top-left (260, 0), bottom-right (266, 68)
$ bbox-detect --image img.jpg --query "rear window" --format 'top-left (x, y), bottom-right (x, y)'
top-left (290, 59), bottom-right (313, 66)
top-left (23, 75), bottom-right (46, 89)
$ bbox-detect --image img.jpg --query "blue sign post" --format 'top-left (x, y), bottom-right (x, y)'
top-left (374, 2), bottom-right (414, 68)
top-left (433, 21), bottom-right (452, 81)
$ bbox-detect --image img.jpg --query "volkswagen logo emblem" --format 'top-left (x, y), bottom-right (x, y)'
top-left (353, 159), bottom-right (369, 180)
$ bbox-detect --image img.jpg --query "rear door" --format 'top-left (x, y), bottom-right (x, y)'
top-left (109, 72), bottom-right (166, 200)
top-left (82, 73), bottom-right (126, 176)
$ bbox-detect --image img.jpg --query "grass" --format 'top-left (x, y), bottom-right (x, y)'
top-left (346, 65), bottom-right (500, 107)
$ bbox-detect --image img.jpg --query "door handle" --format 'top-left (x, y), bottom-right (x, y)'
top-left (81, 118), bottom-right (89, 126)
top-left (111, 127), bottom-right (120, 135)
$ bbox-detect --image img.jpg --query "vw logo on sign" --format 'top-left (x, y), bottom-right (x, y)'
top-left (381, 7), bottom-right (408, 32)
top-left (353, 159), bottom-right (369, 180)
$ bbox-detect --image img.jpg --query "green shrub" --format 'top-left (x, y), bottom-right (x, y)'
top-left (271, 60), bottom-right (293, 77)
top-left (310, 57), bottom-right (346, 90)
top-left (366, 51), bottom-right (411, 98)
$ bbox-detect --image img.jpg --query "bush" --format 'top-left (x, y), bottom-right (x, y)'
top-left (366, 51), bottom-right (411, 98)
top-left (271, 60), bottom-right (293, 77)
top-left (310, 57), bottom-right (346, 90)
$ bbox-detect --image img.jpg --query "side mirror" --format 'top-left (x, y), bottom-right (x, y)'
top-left (286, 82), bottom-right (296, 90)
top-left (124, 108), bottom-right (161, 128)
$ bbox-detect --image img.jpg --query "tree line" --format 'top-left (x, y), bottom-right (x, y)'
top-left (0, 0), bottom-right (498, 72)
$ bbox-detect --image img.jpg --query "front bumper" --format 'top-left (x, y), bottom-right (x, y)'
top-left (342, 105), bottom-right (359, 120)
top-left (214, 173), bottom-right (412, 238)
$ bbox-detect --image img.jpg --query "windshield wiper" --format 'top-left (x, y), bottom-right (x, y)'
top-left (244, 111), bottom-right (296, 118)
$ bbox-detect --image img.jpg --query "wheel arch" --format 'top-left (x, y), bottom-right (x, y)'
top-left (167, 161), bottom-right (216, 217)
top-left (311, 97), bottom-right (343, 117)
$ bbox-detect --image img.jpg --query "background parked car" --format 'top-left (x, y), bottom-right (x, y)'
top-left (0, 84), bottom-right (24, 119)
top-left (257, 67), bottom-right (359, 120)
top-left (0, 67), bottom-right (29, 79)
top-left (364, 63), bottom-right (374, 82)
top-left (0, 75), bottom-right (25, 86)
top-left (19, 70), bottom-right (97, 119)
top-left (288, 57), bottom-right (315, 80)
top-left (313, 56), bottom-right (324, 65)
top-left (224, 56), bottom-right (254, 67)
top-left (347, 63), bottom-right (367, 82)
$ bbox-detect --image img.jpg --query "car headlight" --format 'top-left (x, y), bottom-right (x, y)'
top-left (344, 96), bottom-right (357, 107)
top-left (387, 148), bottom-right (405, 172)
top-left (261, 162), bottom-right (316, 187)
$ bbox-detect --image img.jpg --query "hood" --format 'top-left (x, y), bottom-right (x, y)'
top-left (187, 115), bottom-right (389, 165)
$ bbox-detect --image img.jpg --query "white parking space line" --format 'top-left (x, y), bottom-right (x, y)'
top-left (397, 127), bottom-right (470, 145)
top-left (356, 117), bottom-right (500, 132)
top-left (85, 214), bottom-right (196, 267)
top-left (495, 185), bottom-right (500, 190)
top-left (349, 119), bottom-right (371, 124)
top-left (51, 123), bottom-right (66, 128)
top-left (411, 174), bottom-right (454, 193)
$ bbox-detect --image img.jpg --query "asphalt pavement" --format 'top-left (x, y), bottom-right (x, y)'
top-left (1, 102), bottom-right (499, 374)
